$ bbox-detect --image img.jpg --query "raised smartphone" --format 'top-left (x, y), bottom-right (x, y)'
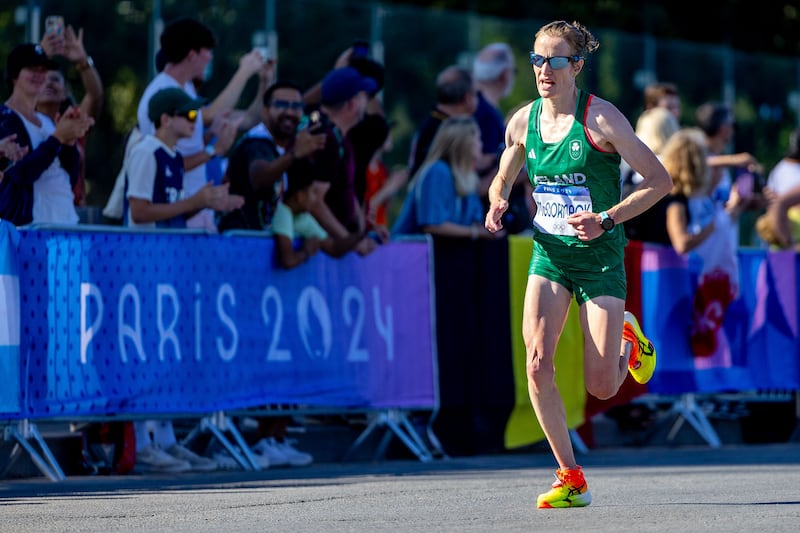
top-left (45, 15), bottom-right (64, 37)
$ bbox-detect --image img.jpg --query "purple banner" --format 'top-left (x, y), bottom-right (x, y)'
top-left (12, 228), bottom-right (436, 418)
top-left (641, 244), bottom-right (800, 393)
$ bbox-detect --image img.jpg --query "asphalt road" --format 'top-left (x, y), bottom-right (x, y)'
top-left (1, 443), bottom-right (799, 532)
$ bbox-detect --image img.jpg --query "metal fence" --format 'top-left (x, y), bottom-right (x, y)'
top-left (5, 0), bottom-right (800, 207)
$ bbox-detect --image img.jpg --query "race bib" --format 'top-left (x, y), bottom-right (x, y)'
top-left (532, 185), bottom-right (592, 236)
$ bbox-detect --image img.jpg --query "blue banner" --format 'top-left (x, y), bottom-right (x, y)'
top-left (12, 228), bottom-right (436, 418)
top-left (0, 220), bottom-right (21, 414)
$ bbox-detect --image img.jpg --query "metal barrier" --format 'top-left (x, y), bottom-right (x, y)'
top-left (0, 222), bottom-right (441, 479)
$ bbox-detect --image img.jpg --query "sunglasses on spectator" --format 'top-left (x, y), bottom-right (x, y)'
top-left (271, 100), bottom-right (305, 111)
top-left (175, 109), bottom-right (199, 122)
top-left (529, 53), bottom-right (582, 70)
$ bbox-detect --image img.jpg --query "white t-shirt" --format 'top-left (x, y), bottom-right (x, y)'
top-left (125, 135), bottom-right (183, 228)
top-left (137, 73), bottom-right (215, 231)
top-left (767, 159), bottom-right (800, 195)
top-left (20, 112), bottom-right (79, 225)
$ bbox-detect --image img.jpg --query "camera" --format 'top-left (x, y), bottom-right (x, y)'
top-left (306, 111), bottom-right (323, 133)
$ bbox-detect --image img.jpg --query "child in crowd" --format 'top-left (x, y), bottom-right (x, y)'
top-left (247, 173), bottom-right (363, 468)
top-left (272, 173), bottom-right (364, 268)
top-left (124, 87), bottom-right (243, 472)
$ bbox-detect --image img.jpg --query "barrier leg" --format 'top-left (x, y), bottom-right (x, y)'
top-left (399, 413), bottom-right (436, 458)
top-left (0, 443), bottom-right (23, 479)
top-left (342, 416), bottom-right (382, 461)
top-left (181, 412), bottom-right (261, 471)
top-left (2, 420), bottom-right (66, 481)
top-left (345, 410), bottom-right (435, 463)
top-left (212, 412), bottom-right (262, 471)
top-left (424, 410), bottom-right (449, 459)
top-left (664, 394), bottom-right (721, 448)
top-left (384, 412), bottom-right (432, 462)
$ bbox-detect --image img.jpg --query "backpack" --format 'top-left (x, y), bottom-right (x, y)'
top-left (80, 421), bottom-right (136, 475)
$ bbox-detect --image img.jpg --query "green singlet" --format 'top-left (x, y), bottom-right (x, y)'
top-left (525, 89), bottom-right (627, 304)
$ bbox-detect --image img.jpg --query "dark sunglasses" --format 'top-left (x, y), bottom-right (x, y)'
top-left (271, 100), bottom-right (305, 111)
top-left (529, 53), bottom-right (582, 70)
top-left (175, 109), bottom-right (199, 122)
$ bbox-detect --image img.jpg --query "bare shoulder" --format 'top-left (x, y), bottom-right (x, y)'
top-left (584, 94), bottom-right (636, 149)
top-left (506, 102), bottom-right (533, 145)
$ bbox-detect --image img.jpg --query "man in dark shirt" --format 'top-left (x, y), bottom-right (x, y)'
top-left (218, 80), bottom-right (325, 231)
top-left (408, 65), bottom-right (477, 178)
top-left (296, 67), bottom-right (379, 254)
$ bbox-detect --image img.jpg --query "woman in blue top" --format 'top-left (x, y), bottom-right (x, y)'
top-left (393, 116), bottom-right (503, 240)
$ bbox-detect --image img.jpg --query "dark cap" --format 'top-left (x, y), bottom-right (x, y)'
top-left (320, 67), bottom-right (378, 106)
top-left (6, 43), bottom-right (54, 83)
top-left (348, 56), bottom-right (384, 94)
top-left (148, 87), bottom-right (207, 123)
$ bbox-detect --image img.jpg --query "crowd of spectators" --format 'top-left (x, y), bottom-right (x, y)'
top-left (3, 14), bottom-right (800, 474)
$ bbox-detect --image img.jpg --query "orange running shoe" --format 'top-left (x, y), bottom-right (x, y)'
top-left (623, 310), bottom-right (657, 385)
top-left (537, 466), bottom-right (592, 508)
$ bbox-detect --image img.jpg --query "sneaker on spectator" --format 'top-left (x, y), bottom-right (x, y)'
top-left (136, 444), bottom-right (191, 473)
top-left (211, 451), bottom-right (242, 471)
top-left (243, 446), bottom-right (271, 469)
top-left (277, 439), bottom-right (313, 467)
top-left (252, 437), bottom-right (290, 467)
top-left (212, 446), bottom-right (269, 470)
top-left (166, 444), bottom-right (218, 472)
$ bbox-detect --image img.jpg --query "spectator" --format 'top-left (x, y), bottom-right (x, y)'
top-left (757, 183), bottom-right (800, 250)
top-left (218, 80), bottom-right (326, 232)
top-left (765, 127), bottom-right (800, 197)
top-left (755, 187), bottom-right (800, 250)
top-left (392, 116), bottom-right (500, 239)
top-left (661, 127), bottom-right (740, 359)
top-left (136, 17), bottom-right (264, 232)
top-left (247, 176), bottom-right (366, 469)
top-left (305, 46), bottom-right (391, 239)
top-left (346, 113), bottom-right (397, 223)
top-left (37, 22), bottom-right (103, 208)
top-left (0, 43), bottom-right (93, 226)
top-left (472, 42), bottom-right (515, 177)
top-left (662, 128), bottom-right (718, 254)
top-left (758, 128), bottom-right (800, 248)
top-left (408, 65), bottom-right (477, 177)
top-left (214, 79), bottom-right (326, 468)
top-left (695, 101), bottom-right (762, 243)
top-left (359, 122), bottom-right (408, 227)
top-left (642, 81), bottom-right (681, 120)
top-left (297, 66), bottom-right (380, 255)
top-left (472, 42), bottom-right (531, 232)
top-left (125, 87), bottom-right (243, 472)
top-left (623, 106), bottom-right (680, 243)
top-left (273, 175), bottom-right (365, 266)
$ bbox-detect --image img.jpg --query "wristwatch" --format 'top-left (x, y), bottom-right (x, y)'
top-left (77, 56), bottom-right (94, 72)
top-left (599, 211), bottom-right (615, 233)
top-left (204, 144), bottom-right (216, 157)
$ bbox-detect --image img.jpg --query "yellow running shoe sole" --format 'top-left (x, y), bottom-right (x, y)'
top-left (624, 311), bottom-right (656, 385)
